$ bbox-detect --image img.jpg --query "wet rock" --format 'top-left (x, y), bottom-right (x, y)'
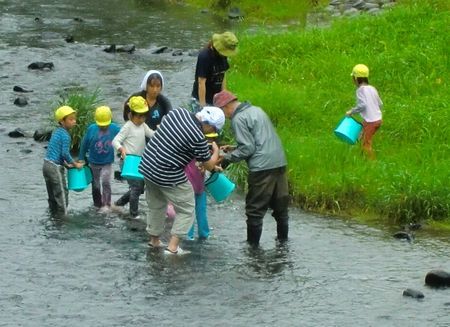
top-left (28, 62), bottom-right (54, 70)
top-left (152, 46), bottom-right (170, 54)
top-left (20, 149), bottom-right (33, 154)
top-left (408, 223), bottom-right (422, 231)
top-left (116, 45), bottom-right (136, 54)
top-left (425, 270), bottom-right (450, 288)
top-left (403, 288), bottom-right (424, 299)
top-left (344, 8), bottom-right (359, 16)
top-left (172, 49), bottom-right (183, 56)
top-left (13, 85), bottom-right (33, 93)
top-left (34, 17), bottom-right (42, 22)
top-left (228, 7), bottom-right (244, 19)
top-left (65, 35), bottom-right (75, 43)
top-left (73, 17), bottom-right (84, 22)
top-left (103, 44), bottom-right (116, 53)
top-left (14, 96), bottom-right (28, 107)
top-left (200, 8), bottom-right (209, 14)
top-left (8, 128), bottom-right (26, 138)
top-left (33, 129), bottom-right (52, 142)
top-left (393, 231), bottom-right (413, 242)
top-left (352, 0), bottom-right (365, 10)
top-left (0, 75), bottom-right (8, 79)
top-left (364, 3), bottom-right (380, 10)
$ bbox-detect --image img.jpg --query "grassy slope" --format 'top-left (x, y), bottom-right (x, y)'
top-left (225, 0), bottom-right (449, 226)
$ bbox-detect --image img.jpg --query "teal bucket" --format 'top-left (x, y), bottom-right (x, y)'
top-left (68, 167), bottom-right (90, 192)
top-left (334, 116), bottom-right (363, 145)
top-left (204, 172), bottom-right (236, 202)
top-left (121, 154), bottom-right (144, 180)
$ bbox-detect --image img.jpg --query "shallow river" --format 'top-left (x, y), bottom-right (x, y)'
top-left (0, 1), bottom-right (449, 326)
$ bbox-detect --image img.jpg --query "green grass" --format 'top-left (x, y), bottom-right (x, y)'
top-left (221, 0), bottom-right (449, 225)
top-left (52, 88), bottom-right (102, 151)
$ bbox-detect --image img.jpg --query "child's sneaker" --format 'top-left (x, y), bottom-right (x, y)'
top-left (164, 247), bottom-right (190, 255)
top-left (98, 206), bottom-right (111, 214)
top-left (131, 215), bottom-right (141, 220)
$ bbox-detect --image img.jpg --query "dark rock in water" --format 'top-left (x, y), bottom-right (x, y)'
top-left (33, 129), bottom-right (52, 142)
top-left (228, 7), bottom-right (244, 19)
top-left (408, 223), bottom-right (422, 230)
top-left (65, 35), bottom-right (75, 43)
top-left (34, 17), bottom-right (42, 22)
top-left (13, 85), bottom-right (33, 93)
top-left (73, 17), bottom-right (84, 22)
top-left (425, 270), bottom-right (450, 288)
top-left (8, 128), bottom-right (26, 138)
top-left (28, 62), bottom-right (54, 70)
top-left (393, 231), bottom-right (413, 241)
top-left (1, 75), bottom-right (8, 79)
top-left (103, 44), bottom-right (116, 53)
top-left (172, 49), bottom-right (183, 56)
top-left (116, 45), bottom-right (136, 54)
top-left (152, 46), bottom-right (170, 54)
top-left (14, 96), bottom-right (28, 107)
top-left (200, 8), bottom-right (209, 14)
top-left (20, 149), bottom-right (33, 154)
top-left (403, 288), bottom-right (424, 299)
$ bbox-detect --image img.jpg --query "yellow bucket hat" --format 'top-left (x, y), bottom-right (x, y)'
top-left (95, 106), bottom-right (112, 126)
top-left (212, 31), bottom-right (238, 57)
top-left (55, 105), bottom-right (76, 122)
top-left (128, 96), bottom-right (149, 114)
top-left (351, 64), bottom-right (369, 78)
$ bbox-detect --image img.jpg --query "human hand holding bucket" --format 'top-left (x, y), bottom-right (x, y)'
top-left (121, 154), bottom-right (144, 180)
top-left (334, 116), bottom-right (363, 145)
top-left (204, 172), bottom-right (235, 202)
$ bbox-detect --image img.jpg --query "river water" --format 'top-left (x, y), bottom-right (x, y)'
top-left (0, 1), bottom-right (449, 326)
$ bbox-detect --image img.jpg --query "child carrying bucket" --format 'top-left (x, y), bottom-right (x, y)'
top-left (346, 64), bottom-right (383, 159)
top-left (78, 106), bottom-right (121, 213)
top-left (43, 106), bottom-right (83, 216)
top-left (112, 96), bottom-right (155, 219)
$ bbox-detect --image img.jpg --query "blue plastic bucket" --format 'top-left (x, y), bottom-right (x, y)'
top-left (334, 116), bottom-right (363, 145)
top-left (68, 167), bottom-right (89, 192)
top-left (204, 172), bottom-right (236, 202)
top-left (121, 154), bottom-right (144, 180)
top-left (84, 166), bottom-right (93, 184)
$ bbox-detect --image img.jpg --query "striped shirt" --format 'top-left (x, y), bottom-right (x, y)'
top-left (139, 108), bottom-right (211, 187)
top-left (45, 127), bottom-right (74, 165)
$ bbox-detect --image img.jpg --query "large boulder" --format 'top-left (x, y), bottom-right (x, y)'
top-left (425, 270), bottom-right (450, 288)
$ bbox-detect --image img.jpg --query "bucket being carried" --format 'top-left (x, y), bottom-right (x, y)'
top-left (68, 166), bottom-right (91, 192)
top-left (334, 116), bottom-right (363, 145)
top-left (121, 154), bottom-right (144, 180)
top-left (204, 172), bottom-right (235, 202)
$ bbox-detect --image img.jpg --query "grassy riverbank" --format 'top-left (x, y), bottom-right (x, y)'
top-left (210, 0), bottom-right (449, 227)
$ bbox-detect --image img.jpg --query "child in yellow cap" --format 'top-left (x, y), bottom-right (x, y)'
top-left (78, 106), bottom-right (121, 212)
top-left (43, 106), bottom-right (83, 216)
top-left (112, 96), bottom-right (155, 219)
top-left (346, 64), bottom-right (383, 159)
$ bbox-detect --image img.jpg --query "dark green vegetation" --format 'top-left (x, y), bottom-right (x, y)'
top-left (214, 0), bottom-right (449, 227)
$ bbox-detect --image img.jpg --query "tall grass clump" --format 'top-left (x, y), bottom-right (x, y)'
top-left (52, 88), bottom-right (102, 151)
top-left (225, 0), bottom-right (449, 225)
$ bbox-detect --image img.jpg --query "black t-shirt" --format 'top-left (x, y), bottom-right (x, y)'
top-left (123, 91), bottom-right (173, 130)
top-left (191, 47), bottom-right (229, 105)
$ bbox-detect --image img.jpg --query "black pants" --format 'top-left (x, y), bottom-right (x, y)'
top-left (245, 166), bottom-right (290, 245)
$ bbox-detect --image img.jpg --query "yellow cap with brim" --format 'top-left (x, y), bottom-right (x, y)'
top-left (95, 106), bottom-right (112, 126)
top-left (205, 132), bottom-right (219, 138)
top-left (351, 64), bottom-right (369, 78)
top-left (128, 96), bottom-right (149, 114)
top-left (55, 105), bottom-right (76, 122)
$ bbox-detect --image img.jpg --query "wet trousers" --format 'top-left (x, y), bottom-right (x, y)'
top-left (90, 163), bottom-right (112, 208)
top-left (362, 120), bottom-right (382, 159)
top-left (145, 179), bottom-right (195, 238)
top-left (245, 166), bottom-right (290, 245)
top-left (43, 159), bottom-right (68, 215)
top-left (187, 192), bottom-right (210, 239)
top-left (115, 179), bottom-right (144, 217)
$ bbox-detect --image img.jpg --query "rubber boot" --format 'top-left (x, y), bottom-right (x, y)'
top-left (247, 224), bottom-right (262, 246)
top-left (276, 221), bottom-right (289, 242)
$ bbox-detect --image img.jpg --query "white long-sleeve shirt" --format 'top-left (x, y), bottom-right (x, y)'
top-left (350, 85), bottom-right (383, 122)
top-left (112, 121), bottom-right (154, 156)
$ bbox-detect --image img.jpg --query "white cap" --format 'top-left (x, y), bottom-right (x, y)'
top-left (197, 106), bottom-right (225, 131)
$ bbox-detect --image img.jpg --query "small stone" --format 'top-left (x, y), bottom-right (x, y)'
top-left (13, 86), bottom-right (33, 93)
top-left (8, 128), bottom-right (26, 138)
top-left (403, 288), bottom-right (424, 299)
top-left (172, 49), bottom-right (183, 56)
top-left (14, 97), bottom-right (28, 107)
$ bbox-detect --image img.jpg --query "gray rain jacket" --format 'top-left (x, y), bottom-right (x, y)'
top-left (224, 102), bottom-right (287, 172)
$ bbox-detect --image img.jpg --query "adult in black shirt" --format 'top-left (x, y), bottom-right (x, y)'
top-left (123, 70), bottom-right (172, 130)
top-left (191, 31), bottom-right (238, 107)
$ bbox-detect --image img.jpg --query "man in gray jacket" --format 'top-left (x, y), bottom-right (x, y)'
top-left (213, 90), bottom-right (289, 246)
